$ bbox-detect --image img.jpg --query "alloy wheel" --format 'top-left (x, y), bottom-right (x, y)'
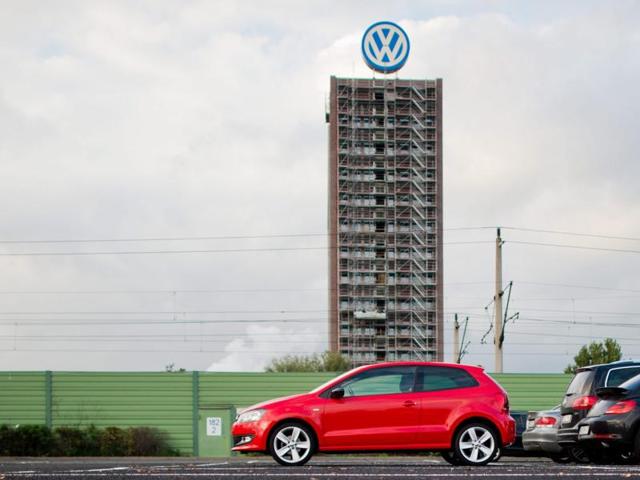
top-left (456, 425), bottom-right (496, 465)
top-left (271, 425), bottom-right (312, 465)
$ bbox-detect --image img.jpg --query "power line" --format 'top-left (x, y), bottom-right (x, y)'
top-left (0, 246), bottom-right (330, 257)
top-left (0, 308), bottom-right (517, 317)
top-left (516, 281), bottom-right (640, 294)
top-left (0, 347), bottom-right (601, 356)
top-left (0, 240), bottom-right (491, 257)
top-left (0, 284), bottom-right (493, 295)
top-left (463, 323), bottom-right (640, 339)
top-left (3, 337), bottom-right (640, 349)
top-left (0, 318), bottom-right (327, 325)
top-left (502, 226), bottom-right (640, 243)
top-left (4, 225), bottom-right (639, 246)
top-left (0, 288), bottom-right (332, 295)
top-left (508, 240), bottom-right (640, 255)
top-left (510, 306), bottom-right (640, 317)
top-left (0, 227), bottom-right (495, 245)
top-left (0, 309), bottom-right (328, 315)
top-left (3, 281), bottom-right (639, 296)
top-left (0, 233), bottom-right (331, 245)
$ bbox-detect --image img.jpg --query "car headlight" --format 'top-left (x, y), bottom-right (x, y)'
top-left (236, 409), bottom-right (266, 423)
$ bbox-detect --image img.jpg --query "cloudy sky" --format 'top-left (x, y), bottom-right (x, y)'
top-left (1, 0), bottom-right (639, 374)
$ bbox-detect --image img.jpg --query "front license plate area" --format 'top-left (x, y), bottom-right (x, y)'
top-left (562, 414), bottom-right (573, 425)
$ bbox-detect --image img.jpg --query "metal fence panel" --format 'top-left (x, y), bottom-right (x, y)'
top-left (0, 372), bottom-right (46, 426)
top-left (199, 372), bottom-right (335, 408)
top-left (492, 374), bottom-right (571, 411)
top-left (52, 372), bottom-right (194, 455)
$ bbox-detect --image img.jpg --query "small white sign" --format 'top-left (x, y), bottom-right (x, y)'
top-left (206, 417), bottom-right (222, 436)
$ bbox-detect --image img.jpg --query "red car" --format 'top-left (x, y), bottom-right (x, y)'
top-left (232, 361), bottom-right (515, 466)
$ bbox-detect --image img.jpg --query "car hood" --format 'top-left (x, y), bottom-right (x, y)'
top-left (238, 392), bottom-right (311, 414)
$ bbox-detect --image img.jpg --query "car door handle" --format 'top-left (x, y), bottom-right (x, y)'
top-left (403, 400), bottom-right (416, 407)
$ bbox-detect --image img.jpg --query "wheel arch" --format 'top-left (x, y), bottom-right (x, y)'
top-left (266, 417), bottom-right (320, 453)
top-left (451, 416), bottom-right (503, 448)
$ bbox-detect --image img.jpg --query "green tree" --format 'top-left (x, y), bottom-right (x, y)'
top-left (564, 338), bottom-right (622, 374)
top-left (164, 363), bottom-right (186, 373)
top-left (265, 351), bottom-right (350, 373)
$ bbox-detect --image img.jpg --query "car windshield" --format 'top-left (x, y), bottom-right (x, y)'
top-left (566, 370), bottom-right (593, 396)
top-left (309, 367), bottom-right (362, 394)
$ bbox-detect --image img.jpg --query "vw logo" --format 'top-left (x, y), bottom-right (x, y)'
top-left (361, 21), bottom-right (410, 74)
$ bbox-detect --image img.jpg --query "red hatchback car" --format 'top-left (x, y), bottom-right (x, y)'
top-left (232, 362), bottom-right (515, 466)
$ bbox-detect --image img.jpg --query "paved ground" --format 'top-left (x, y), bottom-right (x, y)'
top-left (2, 456), bottom-right (640, 479)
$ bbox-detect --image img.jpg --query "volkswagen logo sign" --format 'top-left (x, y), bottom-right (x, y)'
top-left (361, 21), bottom-right (410, 74)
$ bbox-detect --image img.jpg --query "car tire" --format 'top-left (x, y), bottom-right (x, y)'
top-left (441, 450), bottom-right (463, 466)
top-left (549, 453), bottom-right (572, 464)
top-left (587, 448), bottom-right (614, 465)
top-left (268, 422), bottom-right (315, 466)
top-left (622, 431), bottom-right (640, 465)
top-left (453, 423), bottom-right (499, 466)
top-left (492, 447), bottom-right (502, 462)
top-left (568, 445), bottom-right (590, 464)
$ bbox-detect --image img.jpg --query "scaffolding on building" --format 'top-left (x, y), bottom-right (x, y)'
top-left (328, 76), bottom-right (443, 367)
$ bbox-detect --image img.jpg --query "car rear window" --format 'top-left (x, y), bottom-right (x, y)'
top-left (566, 370), bottom-right (594, 396)
top-left (606, 367), bottom-right (640, 387)
top-left (416, 366), bottom-right (478, 392)
top-left (619, 372), bottom-right (640, 393)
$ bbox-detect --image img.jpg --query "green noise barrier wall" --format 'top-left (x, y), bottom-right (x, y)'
top-left (0, 371), bottom-right (571, 456)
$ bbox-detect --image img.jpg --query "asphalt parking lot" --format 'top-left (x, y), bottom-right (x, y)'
top-left (2, 456), bottom-right (640, 480)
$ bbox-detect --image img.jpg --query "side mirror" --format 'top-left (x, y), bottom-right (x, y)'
top-left (329, 388), bottom-right (345, 399)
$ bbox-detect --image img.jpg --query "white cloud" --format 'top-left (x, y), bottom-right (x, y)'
top-left (0, 1), bottom-right (639, 372)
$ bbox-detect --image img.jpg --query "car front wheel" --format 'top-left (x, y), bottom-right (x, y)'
top-left (453, 423), bottom-right (498, 466)
top-left (268, 422), bottom-right (315, 466)
top-left (441, 450), bottom-right (463, 465)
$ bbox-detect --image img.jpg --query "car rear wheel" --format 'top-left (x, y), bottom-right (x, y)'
top-left (568, 445), bottom-right (590, 464)
top-left (268, 422), bottom-right (315, 466)
top-left (492, 447), bottom-right (502, 462)
top-left (623, 430), bottom-right (640, 465)
top-left (549, 453), bottom-right (572, 464)
top-left (453, 423), bottom-right (498, 466)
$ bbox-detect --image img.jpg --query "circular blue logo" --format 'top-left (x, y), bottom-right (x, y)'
top-left (361, 21), bottom-right (410, 74)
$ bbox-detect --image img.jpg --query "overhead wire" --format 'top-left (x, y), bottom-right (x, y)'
top-left (0, 240), bottom-right (492, 257)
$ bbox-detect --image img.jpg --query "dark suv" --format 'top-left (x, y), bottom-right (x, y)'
top-left (558, 360), bottom-right (640, 460)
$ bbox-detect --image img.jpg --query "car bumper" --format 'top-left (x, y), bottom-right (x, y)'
top-left (557, 426), bottom-right (579, 447)
top-left (504, 416), bottom-right (517, 446)
top-left (231, 419), bottom-right (272, 452)
top-left (522, 429), bottom-right (563, 454)
top-left (577, 416), bottom-right (634, 446)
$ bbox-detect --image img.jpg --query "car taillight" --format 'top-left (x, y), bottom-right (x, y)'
top-left (572, 395), bottom-right (597, 410)
top-left (503, 394), bottom-right (510, 414)
top-left (534, 416), bottom-right (557, 428)
top-left (605, 400), bottom-right (636, 415)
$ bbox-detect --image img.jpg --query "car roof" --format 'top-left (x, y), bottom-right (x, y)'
top-left (356, 361), bottom-right (484, 372)
top-left (577, 360), bottom-right (640, 372)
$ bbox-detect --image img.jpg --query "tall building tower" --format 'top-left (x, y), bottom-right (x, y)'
top-left (327, 75), bottom-right (443, 366)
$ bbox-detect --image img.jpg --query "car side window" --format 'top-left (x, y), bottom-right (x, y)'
top-left (606, 367), bottom-right (640, 387)
top-left (338, 366), bottom-right (416, 398)
top-left (416, 366), bottom-right (478, 392)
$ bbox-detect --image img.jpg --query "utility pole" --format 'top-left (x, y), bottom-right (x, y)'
top-left (453, 314), bottom-right (460, 364)
top-left (494, 228), bottom-right (504, 373)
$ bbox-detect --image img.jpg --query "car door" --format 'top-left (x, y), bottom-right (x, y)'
top-left (320, 365), bottom-right (420, 449)
top-left (415, 366), bottom-right (480, 448)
